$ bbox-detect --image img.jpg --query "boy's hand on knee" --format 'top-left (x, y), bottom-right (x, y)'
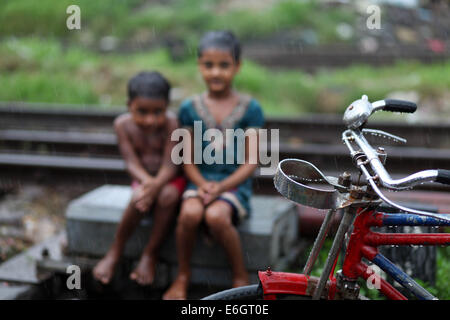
top-left (135, 196), bottom-right (154, 213)
top-left (138, 180), bottom-right (159, 200)
top-left (140, 179), bottom-right (160, 197)
top-left (132, 185), bottom-right (156, 213)
top-left (134, 191), bottom-right (155, 213)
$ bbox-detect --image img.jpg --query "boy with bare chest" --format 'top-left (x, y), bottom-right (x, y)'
top-left (93, 71), bottom-right (186, 285)
top-left (122, 119), bottom-right (166, 176)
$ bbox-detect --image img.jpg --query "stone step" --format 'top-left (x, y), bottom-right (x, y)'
top-left (66, 185), bottom-right (299, 275)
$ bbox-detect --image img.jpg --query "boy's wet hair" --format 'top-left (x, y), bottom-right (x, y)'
top-left (127, 71), bottom-right (171, 102)
top-left (198, 30), bottom-right (241, 62)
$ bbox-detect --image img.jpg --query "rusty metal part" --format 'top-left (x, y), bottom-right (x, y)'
top-left (336, 270), bottom-right (360, 300)
top-left (338, 172), bottom-right (352, 189)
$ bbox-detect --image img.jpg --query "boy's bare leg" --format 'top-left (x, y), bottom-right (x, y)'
top-left (204, 200), bottom-right (249, 288)
top-left (92, 200), bottom-right (143, 284)
top-left (162, 197), bottom-right (204, 300)
top-left (130, 184), bottom-right (180, 285)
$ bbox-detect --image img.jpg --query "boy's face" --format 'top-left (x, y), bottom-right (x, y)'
top-left (198, 48), bottom-right (240, 94)
top-left (128, 97), bottom-right (168, 131)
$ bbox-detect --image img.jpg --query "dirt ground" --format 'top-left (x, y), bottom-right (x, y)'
top-left (0, 183), bottom-right (89, 263)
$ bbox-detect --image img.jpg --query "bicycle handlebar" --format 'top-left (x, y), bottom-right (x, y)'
top-left (342, 129), bottom-right (443, 190)
top-left (342, 95), bottom-right (450, 190)
top-left (437, 169), bottom-right (450, 185)
top-left (343, 95), bottom-right (417, 130)
top-left (273, 94), bottom-right (450, 219)
top-left (383, 99), bottom-right (417, 113)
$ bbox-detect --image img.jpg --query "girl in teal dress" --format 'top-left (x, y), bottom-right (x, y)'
top-left (178, 93), bottom-right (264, 222)
top-left (163, 31), bottom-right (264, 300)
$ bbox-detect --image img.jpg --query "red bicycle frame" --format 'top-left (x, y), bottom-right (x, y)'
top-left (259, 207), bottom-right (450, 300)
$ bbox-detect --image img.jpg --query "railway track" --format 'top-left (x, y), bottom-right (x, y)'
top-left (1, 103), bottom-right (449, 148)
top-left (1, 128), bottom-right (450, 175)
top-left (243, 44), bottom-right (450, 72)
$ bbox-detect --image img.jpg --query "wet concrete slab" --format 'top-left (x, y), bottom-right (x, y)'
top-left (0, 283), bottom-right (33, 300)
top-left (0, 232), bottom-right (64, 284)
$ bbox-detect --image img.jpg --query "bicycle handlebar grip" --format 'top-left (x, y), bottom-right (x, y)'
top-left (383, 99), bottom-right (417, 113)
top-left (436, 169), bottom-right (450, 185)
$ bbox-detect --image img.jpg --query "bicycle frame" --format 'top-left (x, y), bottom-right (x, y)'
top-left (342, 207), bottom-right (450, 300)
top-left (259, 204), bottom-right (450, 300)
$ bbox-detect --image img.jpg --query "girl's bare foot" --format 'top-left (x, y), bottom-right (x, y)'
top-left (162, 274), bottom-right (190, 300)
top-left (232, 274), bottom-right (250, 288)
top-left (129, 254), bottom-right (156, 286)
top-left (92, 251), bottom-right (120, 284)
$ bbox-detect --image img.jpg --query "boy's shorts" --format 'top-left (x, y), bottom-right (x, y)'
top-left (131, 176), bottom-right (187, 196)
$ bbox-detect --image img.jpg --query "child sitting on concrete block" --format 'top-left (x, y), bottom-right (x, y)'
top-left (92, 71), bottom-right (186, 286)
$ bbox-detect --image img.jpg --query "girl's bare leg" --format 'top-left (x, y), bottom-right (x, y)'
top-left (204, 200), bottom-right (249, 287)
top-left (162, 197), bottom-right (204, 300)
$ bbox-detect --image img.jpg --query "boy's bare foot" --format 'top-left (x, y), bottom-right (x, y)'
top-left (129, 254), bottom-right (156, 286)
top-left (92, 251), bottom-right (120, 284)
top-left (162, 274), bottom-right (190, 300)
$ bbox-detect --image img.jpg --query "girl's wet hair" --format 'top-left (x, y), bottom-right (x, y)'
top-left (198, 30), bottom-right (241, 62)
top-left (127, 71), bottom-right (171, 102)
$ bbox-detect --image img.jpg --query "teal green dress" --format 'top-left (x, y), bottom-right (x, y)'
top-left (178, 93), bottom-right (265, 223)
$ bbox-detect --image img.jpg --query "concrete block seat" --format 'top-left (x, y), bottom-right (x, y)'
top-left (66, 185), bottom-right (299, 287)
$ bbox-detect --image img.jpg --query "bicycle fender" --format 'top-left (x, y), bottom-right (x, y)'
top-left (258, 271), bottom-right (310, 298)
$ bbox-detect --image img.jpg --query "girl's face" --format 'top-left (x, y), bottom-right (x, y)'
top-left (198, 48), bottom-right (240, 94)
top-left (128, 97), bottom-right (167, 131)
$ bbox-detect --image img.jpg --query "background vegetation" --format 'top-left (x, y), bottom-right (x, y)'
top-left (1, 37), bottom-right (449, 116)
top-left (0, 0), bottom-right (353, 44)
top-left (1, 0), bottom-right (448, 116)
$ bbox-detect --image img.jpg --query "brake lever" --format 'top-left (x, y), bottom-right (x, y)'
top-left (362, 129), bottom-right (406, 144)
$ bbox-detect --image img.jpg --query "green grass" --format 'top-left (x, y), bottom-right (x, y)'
top-left (0, 0), bottom-right (354, 44)
top-left (434, 245), bottom-right (450, 299)
top-left (0, 0), bottom-right (142, 37)
top-left (0, 37), bottom-right (449, 116)
top-left (415, 244), bottom-right (450, 299)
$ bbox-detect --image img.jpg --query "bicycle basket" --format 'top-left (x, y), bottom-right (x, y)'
top-left (273, 159), bottom-right (348, 210)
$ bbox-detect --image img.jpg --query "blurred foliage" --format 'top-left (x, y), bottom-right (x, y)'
top-left (0, 0), bottom-right (141, 37)
top-left (1, 38), bottom-right (449, 115)
top-left (0, 0), bottom-right (354, 44)
top-left (302, 239), bottom-right (449, 300)
top-left (417, 243), bottom-right (450, 299)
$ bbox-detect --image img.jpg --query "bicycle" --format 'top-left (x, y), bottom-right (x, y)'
top-left (203, 95), bottom-right (450, 300)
